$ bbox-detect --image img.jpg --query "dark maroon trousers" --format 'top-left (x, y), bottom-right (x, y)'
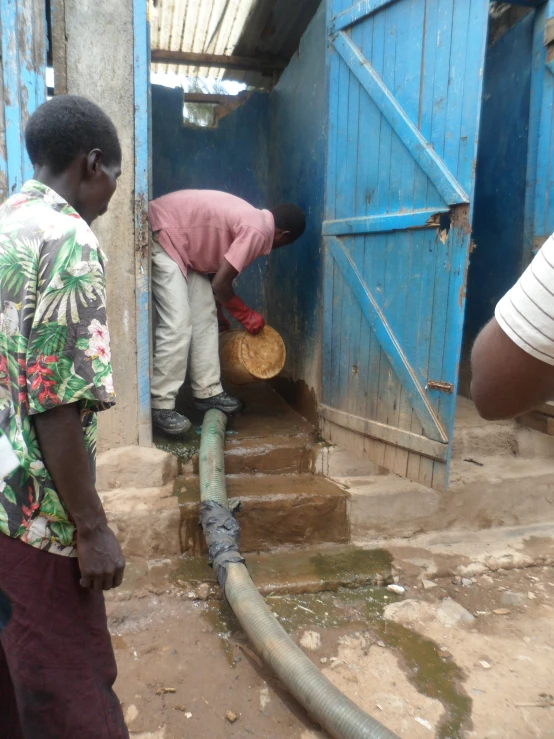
top-left (0, 534), bottom-right (128, 739)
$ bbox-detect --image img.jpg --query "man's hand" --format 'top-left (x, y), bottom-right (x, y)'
top-left (211, 260), bottom-right (265, 333)
top-left (77, 521), bottom-right (125, 591)
top-left (240, 309), bottom-right (265, 335)
top-left (34, 404), bottom-right (126, 590)
top-left (223, 294), bottom-right (265, 335)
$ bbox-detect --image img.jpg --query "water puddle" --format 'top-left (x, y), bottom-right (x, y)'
top-left (372, 619), bottom-right (471, 739)
top-left (154, 427), bottom-right (239, 464)
top-left (154, 429), bottom-right (199, 463)
top-left (202, 586), bottom-right (472, 738)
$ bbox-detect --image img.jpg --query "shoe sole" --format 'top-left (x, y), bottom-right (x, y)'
top-left (153, 422), bottom-right (192, 437)
top-left (194, 403), bottom-right (243, 415)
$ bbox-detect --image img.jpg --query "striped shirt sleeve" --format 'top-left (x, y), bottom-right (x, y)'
top-left (496, 234), bottom-right (554, 366)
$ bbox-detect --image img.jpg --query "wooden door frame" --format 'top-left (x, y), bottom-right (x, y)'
top-left (133, 0), bottom-right (152, 447)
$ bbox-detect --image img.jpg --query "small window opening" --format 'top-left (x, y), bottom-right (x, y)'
top-left (150, 72), bottom-right (248, 129)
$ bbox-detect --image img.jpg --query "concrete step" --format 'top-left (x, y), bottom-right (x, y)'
top-left (452, 396), bottom-right (554, 461)
top-left (97, 445), bottom-right (178, 492)
top-left (198, 435), bottom-right (315, 475)
top-left (339, 455), bottom-right (554, 540)
top-left (175, 544), bottom-right (392, 598)
top-left (154, 383), bottom-right (318, 475)
top-left (177, 474), bottom-right (350, 555)
top-left (108, 545), bottom-right (393, 602)
top-left (100, 484), bottom-right (181, 559)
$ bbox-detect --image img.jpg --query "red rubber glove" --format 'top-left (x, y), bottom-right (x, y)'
top-left (223, 295), bottom-right (265, 335)
top-left (215, 300), bottom-right (231, 333)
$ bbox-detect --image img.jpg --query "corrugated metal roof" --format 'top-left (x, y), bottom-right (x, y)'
top-left (225, 0), bottom-right (322, 87)
top-left (149, 0), bottom-right (258, 79)
top-left (149, 0), bottom-right (322, 87)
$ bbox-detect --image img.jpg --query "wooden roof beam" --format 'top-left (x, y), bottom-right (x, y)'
top-left (151, 49), bottom-right (286, 73)
top-left (183, 93), bottom-right (242, 105)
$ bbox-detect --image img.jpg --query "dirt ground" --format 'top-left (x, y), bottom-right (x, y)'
top-left (106, 545), bottom-right (554, 739)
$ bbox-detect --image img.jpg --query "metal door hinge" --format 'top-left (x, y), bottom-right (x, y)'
top-left (426, 380), bottom-right (454, 394)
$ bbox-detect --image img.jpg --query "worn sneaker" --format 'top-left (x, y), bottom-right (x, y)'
top-left (152, 409), bottom-right (192, 436)
top-left (194, 391), bottom-right (243, 414)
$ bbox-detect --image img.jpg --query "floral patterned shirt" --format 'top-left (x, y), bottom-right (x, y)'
top-left (0, 180), bottom-right (116, 556)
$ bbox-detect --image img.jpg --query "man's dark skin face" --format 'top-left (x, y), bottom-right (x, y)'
top-left (33, 149), bottom-right (121, 225)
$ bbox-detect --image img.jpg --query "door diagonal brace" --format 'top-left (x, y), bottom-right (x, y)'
top-left (331, 0), bottom-right (399, 34)
top-left (332, 31), bottom-right (469, 206)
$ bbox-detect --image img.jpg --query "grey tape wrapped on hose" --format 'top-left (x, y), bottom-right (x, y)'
top-left (199, 411), bottom-right (245, 589)
top-left (199, 500), bottom-right (245, 589)
top-left (199, 409), bottom-right (399, 739)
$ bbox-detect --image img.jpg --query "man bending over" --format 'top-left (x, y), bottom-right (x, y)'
top-left (148, 189), bottom-right (305, 436)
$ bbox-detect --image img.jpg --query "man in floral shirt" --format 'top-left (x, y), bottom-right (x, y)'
top-left (0, 96), bottom-right (128, 737)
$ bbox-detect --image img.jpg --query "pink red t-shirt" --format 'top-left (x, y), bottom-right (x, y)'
top-left (148, 190), bottom-right (275, 278)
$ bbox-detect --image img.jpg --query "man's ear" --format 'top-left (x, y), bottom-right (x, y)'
top-left (85, 149), bottom-right (104, 179)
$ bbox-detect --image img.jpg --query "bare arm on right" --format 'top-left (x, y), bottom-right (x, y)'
top-left (471, 235), bottom-right (554, 421)
top-left (471, 318), bottom-right (554, 420)
top-left (34, 404), bottom-right (125, 591)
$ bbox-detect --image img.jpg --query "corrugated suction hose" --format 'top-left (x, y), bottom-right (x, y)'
top-left (198, 409), bottom-right (399, 739)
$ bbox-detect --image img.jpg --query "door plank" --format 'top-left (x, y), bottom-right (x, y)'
top-left (327, 235), bottom-right (448, 441)
top-left (0, 0), bottom-right (46, 195)
top-left (393, 0), bottom-right (423, 477)
top-left (323, 208), bottom-right (449, 235)
top-left (322, 0), bottom-right (341, 407)
top-left (382, 4), bottom-right (404, 473)
top-left (1, 1), bottom-right (25, 192)
top-left (352, 15), bottom-right (378, 464)
top-left (320, 405), bottom-right (448, 460)
top-left (416, 0), bottom-right (444, 487)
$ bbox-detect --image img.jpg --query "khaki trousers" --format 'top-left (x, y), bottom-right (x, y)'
top-left (151, 240), bottom-right (223, 408)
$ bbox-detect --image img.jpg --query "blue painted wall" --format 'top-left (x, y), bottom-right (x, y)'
top-left (150, 85), bottom-right (271, 312)
top-left (266, 1), bottom-right (327, 411)
top-left (465, 13), bottom-right (534, 344)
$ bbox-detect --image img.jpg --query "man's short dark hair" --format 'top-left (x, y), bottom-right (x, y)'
top-left (25, 95), bottom-right (121, 175)
top-left (271, 204), bottom-right (306, 242)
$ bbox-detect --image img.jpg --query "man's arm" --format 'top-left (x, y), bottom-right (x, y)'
top-left (212, 260), bottom-right (239, 303)
top-left (34, 404), bottom-right (125, 590)
top-left (212, 259), bottom-right (265, 335)
top-left (471, 317), bottom-right (554, 420)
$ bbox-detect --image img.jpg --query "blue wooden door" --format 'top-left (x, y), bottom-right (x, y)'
top-left (525, 1), bottom-right (554, 265)
top-left (322, 0), bottom-right (489, 489)
top-left (0, 0), bottom-right (47, 202)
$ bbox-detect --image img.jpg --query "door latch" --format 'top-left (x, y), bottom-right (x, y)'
top-left (426, 380), bottom-right (454, 394)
